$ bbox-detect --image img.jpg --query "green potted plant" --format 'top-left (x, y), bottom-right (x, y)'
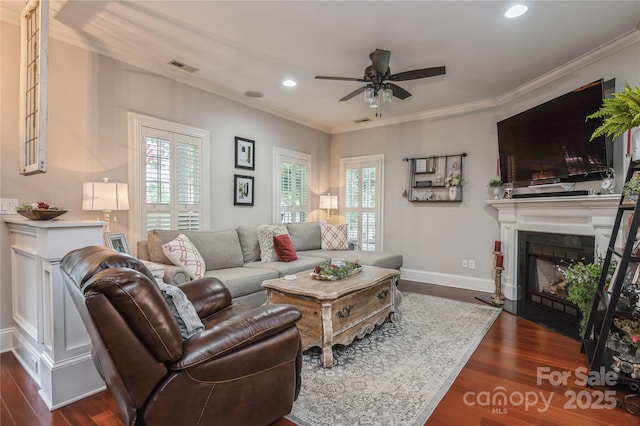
top-left (488, 178), bottom-right (503, 199)
top-left (565, 258), bottom-right (616, 336)
top-left (586, 82), bottom-right (640, 141)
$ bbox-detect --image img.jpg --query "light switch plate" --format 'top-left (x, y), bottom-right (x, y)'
top-left (0, 199), bottom-right (19, 214)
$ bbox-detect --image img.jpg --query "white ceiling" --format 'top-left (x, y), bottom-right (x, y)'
top-left (3, 1), bottom-right (640, 133)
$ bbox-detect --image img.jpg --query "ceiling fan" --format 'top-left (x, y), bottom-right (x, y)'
top-left (315, 49), bottom-right (446, 109)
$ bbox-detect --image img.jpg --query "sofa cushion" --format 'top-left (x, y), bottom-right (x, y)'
top-left (148, 230), bottom-right (244, 270)
top-left (244, 255), bottom-right (326, 276)
top-left (300, 250), bottom-right (403, 270)
top-left (273, 234), bottom-right (298, 262)
top-left (162, 234), bottom-right (206, 279)
top-left (236, 224), bottom-right (261, 263)
top-left (257, 224), bottom-right (288, 262)
top-left (204, 267), bottom-right (279, 299)
top-left (157, 281), bottom-right (204, 339)
top-left (320, 224), bottom-right (349, 250)
top-left (287, 222), bottom-right (322, 251)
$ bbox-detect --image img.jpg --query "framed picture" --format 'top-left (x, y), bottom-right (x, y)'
top-left (235, 136), bottom-right (255, 170)
top-left (234, 174), bottom-right (254, 206)
top-left (415, 159), bottom-right (427, 173)
top-left (105, 233), bottom-right (130, 254)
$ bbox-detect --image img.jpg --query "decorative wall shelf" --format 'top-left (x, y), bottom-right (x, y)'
top-left (404, 153), bottom-right (467, 203)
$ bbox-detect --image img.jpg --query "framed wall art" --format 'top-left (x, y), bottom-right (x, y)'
top-left (234, 174), bottom-right (254, 206)
top-left (235, 136), bottom-right (255, 170)
top-left (105, 233), bottom-right (130, 254)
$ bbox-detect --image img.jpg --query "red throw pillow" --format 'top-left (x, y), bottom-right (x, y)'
top-left (273, 234), bottom-right (298, 262)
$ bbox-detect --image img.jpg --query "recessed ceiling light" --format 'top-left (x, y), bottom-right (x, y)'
top-left (505, 4), bottom-right (528, 18)
top-left (282, 79), bottom-right (297, 87)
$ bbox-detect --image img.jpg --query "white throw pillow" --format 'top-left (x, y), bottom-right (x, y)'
top-left (320, 223), bottom-right (350, 250)
top-left (162, 234), bottom-right (206, 279)
top-left (257, 224), bottom-right (288, 262)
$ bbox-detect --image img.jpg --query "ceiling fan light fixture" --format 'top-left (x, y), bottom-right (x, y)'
top-left (282, 79), bottom-right (297, 87)
top-left (369, 95), bottom-right (379, 108)
top-left (363, 86), bottom-right (374, 103)
top-left (505, 4), bottom-right (528, 18)
top-left (382, 85), bottom-right (393, 103)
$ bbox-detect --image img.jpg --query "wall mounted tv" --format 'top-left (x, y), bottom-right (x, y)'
top-left (497, 79), bottom-right (614, 188)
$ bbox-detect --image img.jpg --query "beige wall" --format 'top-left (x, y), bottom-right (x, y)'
top-left (0, 21), bottom-right (331, 332)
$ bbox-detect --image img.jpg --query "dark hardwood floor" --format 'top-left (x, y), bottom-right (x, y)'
top-left (2, 280), bottom-right (639, 425)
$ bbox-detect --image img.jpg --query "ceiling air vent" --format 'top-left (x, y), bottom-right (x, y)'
top-left (168, 60), bottom-right (199, 73)
top-left (353, 118), bottom-right (371, 123)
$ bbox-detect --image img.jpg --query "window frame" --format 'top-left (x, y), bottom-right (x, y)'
top-left (19, 0), bottom-right (48, 175)
top-left (273, 147), bottom-right (311, 224)
top-left (128, 113), bottom-right (210, 244)
top-left (340, 154), bottom-right (385, 251)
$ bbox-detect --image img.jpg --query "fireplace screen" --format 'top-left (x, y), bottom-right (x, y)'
top-left (529, 258), bottom-right (578, 317)
top-left (517, 231), bottom-right (595, 338)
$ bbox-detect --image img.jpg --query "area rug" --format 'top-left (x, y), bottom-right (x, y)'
top-left (286, 292), bottom-right (502, 426)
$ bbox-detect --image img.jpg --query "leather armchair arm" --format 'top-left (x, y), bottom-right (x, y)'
top-left (170, 304), bottom-right (301, 370)
top-left (178, 277), bottom-right (232, 318)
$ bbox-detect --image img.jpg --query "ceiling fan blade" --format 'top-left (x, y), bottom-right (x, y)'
top-left (371, 49), bottom-right (391, 75)
top-left (389, 66), bottom-right (446, 82)
top-left (388, 83), bottom-right (411, 100)
top-left (339, 86), bottom-right (366, 101)
top-left (315, 76), bottom-right (365, 82)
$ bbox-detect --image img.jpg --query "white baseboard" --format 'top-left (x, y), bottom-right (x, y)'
top-left (400, 268), bottom-right (495, 293)
top-left (0, 328), bottom-right (14, 353)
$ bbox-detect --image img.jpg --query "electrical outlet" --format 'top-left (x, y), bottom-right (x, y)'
top-left (462, 259), bottom-right (468, 268)
top-left (0, 198), bottom-right (19, 214)
top-left (468, 260), bottom-right (476, 269)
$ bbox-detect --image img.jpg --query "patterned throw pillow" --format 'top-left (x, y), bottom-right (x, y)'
top-left (258, 224), bottom-right (288, 262)
top-left (162, 234), bottom-right (206, 279)
top-left (157, 281), bottom-right (204, 339)
top-left (320, 223), bottom-right (350, 250)
top-left (273, 234), bottom-right (298, 262)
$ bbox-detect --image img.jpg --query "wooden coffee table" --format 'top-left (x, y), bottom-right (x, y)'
top-left (262, 265), bottom-right (401, 368)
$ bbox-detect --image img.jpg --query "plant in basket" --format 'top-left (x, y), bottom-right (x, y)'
top-left (16, 201), bottom-right (67, 220)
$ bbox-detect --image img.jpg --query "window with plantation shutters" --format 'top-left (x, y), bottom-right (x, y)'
top-left (19, 0), bottom-right (48, 175)
top-left (274, 148), bottom-right (310, 224)
top-left (341, 155), bottom-right (384, 251)
top-left (129, 113), bottom-right (210, 245)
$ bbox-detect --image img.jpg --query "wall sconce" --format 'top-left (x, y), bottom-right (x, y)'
top-left (82, 178), bottom-right (130, 233)
top-left (319, 193), bottom-right (338, 218)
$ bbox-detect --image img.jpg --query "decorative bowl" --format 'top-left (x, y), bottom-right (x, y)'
top-left (17, 209), bottom-right (67, 220)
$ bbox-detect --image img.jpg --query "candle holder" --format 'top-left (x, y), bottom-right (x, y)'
top-left (492, 265), bottom-right (505, 305)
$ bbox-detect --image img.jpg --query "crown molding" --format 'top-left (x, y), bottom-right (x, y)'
top-left (497, 28), bottom-right (640, 107)
top-left (331, 28), bottom-right (640, 134)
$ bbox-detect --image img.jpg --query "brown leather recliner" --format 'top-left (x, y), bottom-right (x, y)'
top-left (61, 245), bottom-right (302, 426)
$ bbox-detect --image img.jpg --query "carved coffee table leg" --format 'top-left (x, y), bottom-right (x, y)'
top-left (390, 284), bottom-right (403, 322)
top-left (321, 303), bottom-right (334, 367)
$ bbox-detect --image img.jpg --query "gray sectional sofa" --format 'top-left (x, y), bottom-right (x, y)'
top-left (137, 221), bottom-right (403, 307)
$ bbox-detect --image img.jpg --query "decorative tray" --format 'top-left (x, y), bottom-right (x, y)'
top-left (17, 210), bottom-right (67, 220)
top-left (310, 265), bottom-right (363, 281)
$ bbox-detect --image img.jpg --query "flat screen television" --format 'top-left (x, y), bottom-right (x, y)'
top-left (497, 79), bottom-right (613, 188)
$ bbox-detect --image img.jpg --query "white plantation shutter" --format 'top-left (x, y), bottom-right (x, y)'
top-left (341, 155), bottom-right (384, 251)
top-left (274, 148), bottom-right (310, 224)
top-left (142, 126), bottom-right (203, 231)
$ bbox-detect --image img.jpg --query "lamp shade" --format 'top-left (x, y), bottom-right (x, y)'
top-left (319, 194), bottom-right (338, 210)
top-left (82, 181), bottom-right (130, 211)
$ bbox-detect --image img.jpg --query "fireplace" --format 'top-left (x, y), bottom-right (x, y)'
top-left (517, 231), bottom-right (595, 339)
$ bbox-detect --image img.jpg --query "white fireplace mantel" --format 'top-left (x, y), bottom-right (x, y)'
top-left (486, 194), bottom-right (619, 300)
